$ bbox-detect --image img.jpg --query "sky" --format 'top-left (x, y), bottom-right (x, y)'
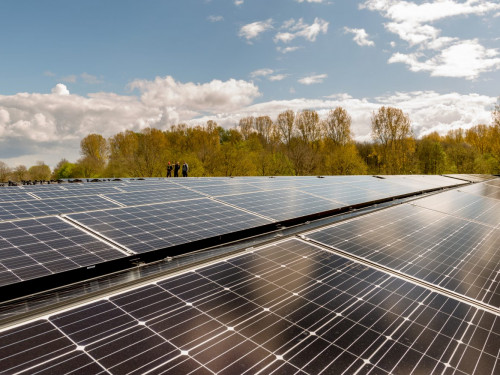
top-left (0, 0), bottom-right (499, 167)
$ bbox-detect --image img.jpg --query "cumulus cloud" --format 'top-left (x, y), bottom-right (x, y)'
top-left (1, 79), bottom-right (496, 168)
top-left (129, 76), bottom-right (261, 115)
top-left (269, 74), bottom-right (288, 81)
top-left (234, 0), bottom-right (243, 5)
top-left (0, 77), bottom-right (261, 166)
top-left (344, 27), bottom-right (375, 47)
top-left (275, 17), bottom-right (328, 43)
top-left (298, 74), bottom-right (327, 85)
top-left (277, 46), bottom-right (301, 54)
top-left (296, 0), bottom-right (324, 2)
top-left (250, 68), bottom-right (274, 78)
top-left (239, 19), bottom-right (273, 42)
top-left (389, 40), bottom-right (500, 79)
top-left (51, 83), bottom-right (70, 96)
top-left (191, 91), bottom-right (497, 144)
top-left (361, 0), bottom-right (500, 79)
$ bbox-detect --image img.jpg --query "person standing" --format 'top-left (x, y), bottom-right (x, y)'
top-left (174, 162), bottom-right (180, 177)
top-left (182, 161), bottom-right (189, 177)
top-left (166, 162), bottom-right (173, 178)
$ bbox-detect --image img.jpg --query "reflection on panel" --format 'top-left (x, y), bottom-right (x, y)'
top-left (1, 239), bottom-right (497, 374)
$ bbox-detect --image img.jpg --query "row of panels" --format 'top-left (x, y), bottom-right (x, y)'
top-left (0, 176), bottom-right (496, 290)
top-left (303, 183), bottom-right (500, 309)
top-left (1, 238), bottom-right (497, 374)
top-left (0, 175), bottom-right (469, 221)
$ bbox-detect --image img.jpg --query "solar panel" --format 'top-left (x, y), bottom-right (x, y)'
top-left (0, 195), bottom-right (121, 221)
top-left (304, 204), bottom-right (500, 308)
top-left (190, 183), bottom-right (267, 197)
top-left (103, 187), bottom-right (206, 206)
top-left (412, 189), bottom-right (500, 227)
top-left (297, 184), bottom-right (387, 205)
top-left (0, 216), bottom-right (126, 287)
top-left (215, 189), bottom-right (345, 222)
top-left (0, 191), bottom-right (36, 203)
top-left (32, 186), bottom-right (124, 199)
top-left (66, 198), bottom-right (273, 253)
top-left (460, 182), bottom-right (500, 201)
top-left (1, 238), bottom-right (497, 374)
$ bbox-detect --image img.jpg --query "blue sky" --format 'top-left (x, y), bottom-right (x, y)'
top-left (0, 0), bottom-right (499, 166)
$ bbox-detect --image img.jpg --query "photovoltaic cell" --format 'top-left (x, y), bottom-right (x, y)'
top-left (412, 189), bottom-right (500, 227)
top-left (0, 195), bottom-right (121, 221)
top-left (0, 216), bottom-right (125, 286)
top-left (189, 183), bottom-right (266, 197)
top-left (67, 198), bottom-right (273, 253)
top-left (305, 204), bottom-right (500, 308)
top-left (103, 187), bottom-right (206, 206)
top-left (1, 239), bottom-right (498, 374)
top-left (0, 191), bottom-right (36, 203)
top-left (296, 184), bottom-right (386, 205)
top-left (215, 189), bottom-right (344, 221)
top-left (32, 186), bottom-right (124, 199)
top-left (460, 182), bottom-right (500, 201)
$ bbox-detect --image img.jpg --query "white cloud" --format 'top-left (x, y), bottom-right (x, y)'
top-left (389, 40), bottom-right (500, 79)
top-left (191, 91), bottom-right (497, 144)
top-left (250, 68), bottom-right (274, 78)
top-left (239, 19), bottom-right (273, 41)
top-left (344, 27), bottom-right (375, 47)
top-left (361, 0), bottom-right (500, 24)
top-left (51, 84), bottom-right (70, 96)
top-left (298, 73), bottom-right (327, 85)
top-left (0, 77), bottom-right (261, 166)
top-left (277, 46), bottom-right (301, 54)
top-left (296, 0), bottom-right (324, 3)
top-left (1, 81), bottom-right (495, 168)
top-left (361, 0), bottom-right (500, 78)
top-left (234, 0), bottom-right (244, 5)
top-left (274, 18), bottom-right (328, 43)
top-left (43, 71), bottom-right (56, 77)
top-left (207, 15), bottom-right (224, 22)
top-left (269, 74), bottom-right (288, 81)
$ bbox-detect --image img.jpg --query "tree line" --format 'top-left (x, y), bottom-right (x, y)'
top-left (1, 103), bottom-right (499, 182)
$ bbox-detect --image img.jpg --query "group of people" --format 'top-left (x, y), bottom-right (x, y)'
top-left (166, 161), bottom-right (189, 177)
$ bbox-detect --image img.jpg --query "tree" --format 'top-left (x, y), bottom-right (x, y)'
top-left (11, 165), bottom-right (29, 182)
top-left (135, 128), bottom-right (169, 177)
top-left (52, 159), bottom-right (76, 179)
top-left (493, 98), bottom-right (500, 128)
top-left (254, 116), bottom-right (273, 144)
top-left (79, 133), bottom-right (108, 177)
top-left (371, 106), bottom-right (415, 174)
top-left (296, 110), bottom-right (321, 144)
top-left (275, 110), bottom-right (296, 146)
top-left (0, 161), bottom-right (10, 182)
top-left (107, 130), bottom-right (140, 177)
top-left (323, 107), bottom-right (353, 146)
top-left (416, 133), bottom-right (446, 174)
top-left (466, 124), bottom-right (489, 155)
top-left (28, 161), bottom-right (51, 180)
top-left (239, 116), bottom-right (254, 140)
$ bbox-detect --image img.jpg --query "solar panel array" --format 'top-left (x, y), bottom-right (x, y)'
top-left (1, 238), bottom-right (498, 374)
top-left (0, 176), bottom-right (468, 289)
top-left (1, 175), bottom-right (499, 374)
top-left (304, 183), bottom-right (500, 309)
